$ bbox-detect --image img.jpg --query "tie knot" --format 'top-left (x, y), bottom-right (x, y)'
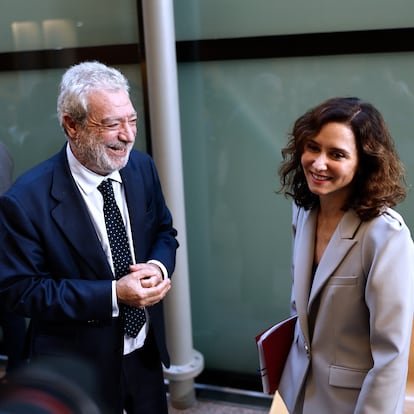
top-left (97, 179), bottom-right (114, 200)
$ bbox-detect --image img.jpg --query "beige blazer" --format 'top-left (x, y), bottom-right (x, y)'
top-left (278, 205), bottom-right (414, 414)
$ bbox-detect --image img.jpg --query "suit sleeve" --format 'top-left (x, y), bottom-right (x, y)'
top-left (142, 156), bottom-right (179, 277)
top-left (355, 212), bottom-right (414, 413)
top-left (0, 194), bottom-right (113, 322)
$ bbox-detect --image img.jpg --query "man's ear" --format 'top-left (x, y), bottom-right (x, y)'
top-left (62, 115), bottom-right (79, 138)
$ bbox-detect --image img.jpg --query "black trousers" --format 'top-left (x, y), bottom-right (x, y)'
top-left (121, 329), bottom-right (168, 414)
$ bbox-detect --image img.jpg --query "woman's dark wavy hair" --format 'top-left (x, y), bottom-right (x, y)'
top-left (278, 97), bottom-right (407, 221)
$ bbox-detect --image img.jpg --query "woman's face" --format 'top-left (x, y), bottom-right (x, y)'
top-left (301, 122), bottom-right (359, 204)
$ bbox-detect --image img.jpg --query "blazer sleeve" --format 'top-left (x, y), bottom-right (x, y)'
top-left (355, 210), bottom-right (414, 413)
top-left (147, 157), bottom-right (178, 276)
top-left (0, 193), bottom-right (113, 322)
top-left (128, 153), bottom-right (179, 277)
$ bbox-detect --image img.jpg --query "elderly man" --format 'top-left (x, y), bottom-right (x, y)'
top-left (0, 61), bottom-right (178, 414)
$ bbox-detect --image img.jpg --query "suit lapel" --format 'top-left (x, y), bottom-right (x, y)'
top-left (308, 210), bottom-right (361, 308)
top-left (293, 208), bottom-right (317, 342)
top-left (50, 149), bottom-right (112, 279)
top-left (293, 208), bottom-right (362, 342)
top-left (120, 161), bottom-right (147, 263)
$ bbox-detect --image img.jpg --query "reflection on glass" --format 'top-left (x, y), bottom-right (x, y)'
top-left (11, 21), bottom-right (42, 51)
top-left (11, 19), bottom-right (77, 51)
top-left (42, 19), bottom-right (77, 49)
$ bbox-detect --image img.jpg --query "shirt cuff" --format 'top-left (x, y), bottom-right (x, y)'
top-left (147, 259), bottom-right (168, 280)
top-left (112, 280), bottom-right (119, 317)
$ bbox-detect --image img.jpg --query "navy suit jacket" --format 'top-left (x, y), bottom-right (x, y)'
top-left (0, 145), bottom-right (178, 404)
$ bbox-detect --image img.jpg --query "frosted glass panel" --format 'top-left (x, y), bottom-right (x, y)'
top-left (179, 52), bottom-right (414, 373)
top-left (174, 0), bottom-right (414, 40)
top-left (0, 0), bottom-right (138, 52)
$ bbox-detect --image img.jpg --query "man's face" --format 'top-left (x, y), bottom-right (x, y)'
top-left (70, 89), bottom-right (137, 176)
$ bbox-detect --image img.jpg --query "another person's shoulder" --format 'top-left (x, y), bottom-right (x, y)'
top-left (0, 142), bottom-right (12, 166)
top-left (3, 151), bottom-right (62, 200)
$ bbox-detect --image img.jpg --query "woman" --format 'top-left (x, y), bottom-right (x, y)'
top-left (277, 97), bottom-right (414, 413)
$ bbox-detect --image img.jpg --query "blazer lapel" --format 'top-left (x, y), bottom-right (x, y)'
top-left (293, 207), bottom-right (317, 343)
top-left (50, 149), bottom-right (112, 279)
top-left (308, 210), bottom-right (361, 308)
top-left (120, 163), bottom-right (147, 263)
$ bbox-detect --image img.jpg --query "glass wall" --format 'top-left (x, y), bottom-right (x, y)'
top-left (173, 0), bottom-right (414, 40)
top-left (1, 0), bottom-right (138, 52)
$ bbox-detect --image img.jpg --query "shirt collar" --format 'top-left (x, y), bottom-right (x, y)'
top-left (66, 143), bottom-right (122, 195)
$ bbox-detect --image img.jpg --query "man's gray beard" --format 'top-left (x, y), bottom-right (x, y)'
top-left (74, 133), bottom-right (130, 175)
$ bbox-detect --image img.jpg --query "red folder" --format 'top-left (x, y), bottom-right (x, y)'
top-left (255, 315), bottom-right (297, 394)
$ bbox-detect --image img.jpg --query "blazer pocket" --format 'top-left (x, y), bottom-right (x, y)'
top-left (327, 276), bottom-right (357, 286)
top-left (329, 364), bottom-right (368, 389)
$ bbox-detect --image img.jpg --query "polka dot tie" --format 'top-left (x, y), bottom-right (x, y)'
top-left (98, 179), bottom-right (146, 337)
